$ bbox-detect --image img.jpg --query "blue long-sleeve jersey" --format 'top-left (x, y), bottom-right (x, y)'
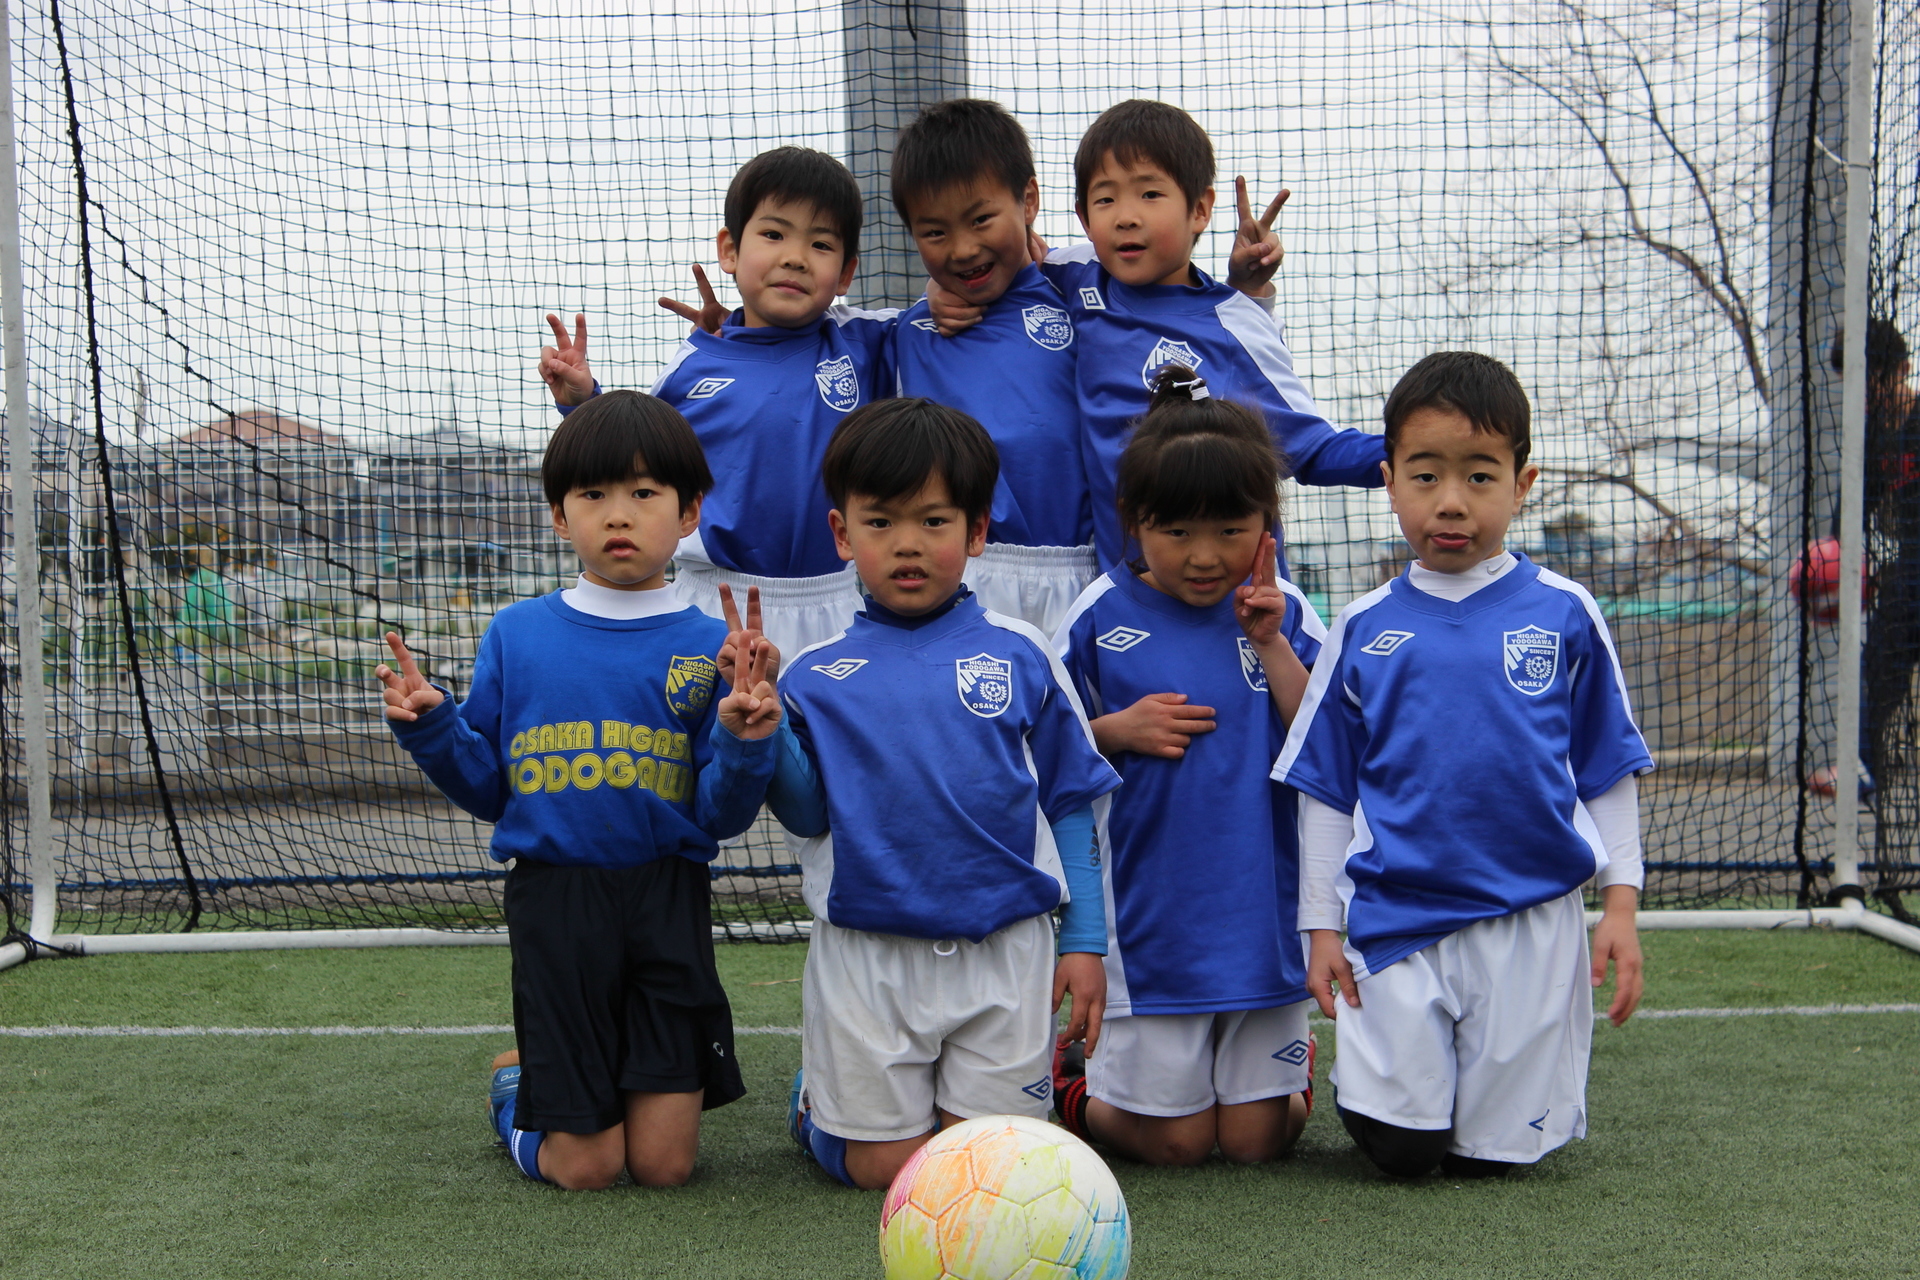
top-left (891, 263), bottom-right (1091, 549)
top-left (1042, 244), bottom-right (1387, 572)
top-left (641, 305), bottom-right (895, 579)
top-left (388, 592), bottom-right (775, 868)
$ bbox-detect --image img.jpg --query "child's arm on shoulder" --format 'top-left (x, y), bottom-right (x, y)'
top-left (1235, 533), bottom-right (1310, 724)
top-left (376, 631), bottom-right (510, 822)
top-left (538, 312), bottom-right (598, 407)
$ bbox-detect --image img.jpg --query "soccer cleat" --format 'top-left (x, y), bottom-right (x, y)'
top-left (1052, 1034), bottom-right (1091, 1140)
top-left (788, 1068), bottom-right (816, 1160)
top-left (488, 1064), bottom-right (521, 1145)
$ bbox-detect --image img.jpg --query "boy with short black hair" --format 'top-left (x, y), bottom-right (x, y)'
top-left (537, 146), bottom-right (895, 659)
top-left (771, 398), bottom-right (1122, 1190)
top-left (378, 389), bottom-right (784, 1190)
top-left (1274, 351), bottom-right (1649, 1179)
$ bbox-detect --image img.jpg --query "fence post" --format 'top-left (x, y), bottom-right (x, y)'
top-left (843, 0), bottom-right (967, 310)
top-left (0, 0), bottom-right (57, 942)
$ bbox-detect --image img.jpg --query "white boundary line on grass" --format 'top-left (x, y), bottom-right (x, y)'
top-left (2, 1006), bottom-right (1917, 1038)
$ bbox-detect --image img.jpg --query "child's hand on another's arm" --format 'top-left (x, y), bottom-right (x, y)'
top-left (716, 632), bottom-right (782, 742)
top-left (1306, 928), bottom-right (1358, 1020)
top-left (1089, 694), bottom-right (1217, 759)
top-left (657, 264), bottom-right (727, 335)
top-left (924, 278), bottom-right (986, 337)
top-left (539, 312), bottom-right (597, 406)
top-left (1591, 884), bottom-right (1643, 1026)
top-left (1224, 176), bottom-right (1289, 299)
top-left (1053, 951), bottom-right (1107, 1057)
top-left (374, 632), bottom-right (444, 722)
top-left (1236, 533), bottom-right (1310, 723)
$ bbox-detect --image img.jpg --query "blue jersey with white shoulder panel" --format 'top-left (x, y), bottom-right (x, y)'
top-left (1041, 244), bottom-right (1386, 572)
top-left (648, 305), bottom-right (895, 578)
top-left (1272, 555), bottom-right (1653, 977)
top-left (1057, 567), bottom-right (1325, 1015)
top-left (891, 263), bottom-right (1090, 549)
top-left (780, 594), bottom-right (1121, 941)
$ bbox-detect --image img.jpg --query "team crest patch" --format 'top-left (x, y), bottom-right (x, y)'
top-left (955, 652), bottom-right (1014, 718)
top-left (1096, 625), bottom-right (1150, 653)
top-left (1271, 1038), bottom-right (1310, 1066)
top-left (810, 657), bottom-right (868, 681)
top-left (665, 654), bottom-right (719, 717)
top-left (1502, 625), bottom-right (1561, 696)
top-left (814, 355), bottom-right (859, 411)
top-left (685, 377), bottom-right (734, 399)
top-left (1361, 629), bottom-right (1414, 656)
top-left (1141, 337), bottom-right (1203, 389)
top-left (1237, 636), bottom-right (1269, 692)
top-left (1021, 303), bottom-right (1073, 351)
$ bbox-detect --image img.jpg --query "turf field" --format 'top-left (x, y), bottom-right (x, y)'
top-left (3, 928), bottom-right (1916, 1279)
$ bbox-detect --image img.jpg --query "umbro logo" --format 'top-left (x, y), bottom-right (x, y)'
top-left (1360, 630), bottom-right (1414, 656)
top-left (1078, 286), bottom-right (1106, 310)
top-left (1096, 625), bottom-right (1151, 653)
top-left (686, 377), bottom-right (735, 400)
top-left (1528, 1110), bottom-right (1550, 1131)
top-left (810, 658), bottom-right (869, 680)
top-left (910, 317), bottom-right (940, 332)
top-left (1021, 1076), bottom-right (1052, 1100)
top-left (1271, 1039), bottom-right (1311, 1066)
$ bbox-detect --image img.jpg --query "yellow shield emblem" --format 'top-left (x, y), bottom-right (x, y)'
top-left (666, 654), bottom-right (718, 718)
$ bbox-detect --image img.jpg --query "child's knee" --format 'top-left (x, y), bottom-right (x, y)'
top-left (540, 1133), bottom-right (627, 1190)
top-left (629, 1154), bottom-right (696, 1188)
top-left (1338, 1105), bottom-right (1450, 1178)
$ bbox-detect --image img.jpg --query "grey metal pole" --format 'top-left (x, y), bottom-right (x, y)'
top-left (1830, 0), bottom-right (1877, 895)
top-left (0, 0), bottom-right (56, 941)
top-left (843, 0), bottom-right (966, 310)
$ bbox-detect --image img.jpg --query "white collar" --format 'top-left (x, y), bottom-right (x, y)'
top-left (560, 574), bottom-right (684, 620)
top-left (1407, 551), bottom-right (1517, 602)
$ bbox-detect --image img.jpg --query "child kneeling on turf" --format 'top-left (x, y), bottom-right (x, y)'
top-left (377, 390), bottom-right (784, 1189)
top-left (772, 398), bottom-right (1122, 1189)
top-left (1052, 367), bottom-right (1323, 1164)
top-left (1274, 353), bottom-right (1649, 1178)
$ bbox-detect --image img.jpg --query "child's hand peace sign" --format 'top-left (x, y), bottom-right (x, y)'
top-left (1233, 532), bottom-right (1289, 648)
top-left (538, 313), bottom-right (597, 406)
top-left (716, 624), bottom-right (782, 742)
top-left (1224, 176), bottom-right (1290, 297)
top-left (716, 582), bottom-right (781, 690)
top-left (374, 632), bottom-right (445, 722)
top-left (657, 264), bottom-right (728, 335)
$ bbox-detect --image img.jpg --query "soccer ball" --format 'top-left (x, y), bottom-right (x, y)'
top-left (879, 1114), bottom-right (1131, 1280)
top-left (1789, 536), bottom-right (1872, 623)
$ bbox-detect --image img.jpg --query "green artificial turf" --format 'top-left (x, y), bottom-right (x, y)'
top-left (1, 929), bottom-right (1916, 1279)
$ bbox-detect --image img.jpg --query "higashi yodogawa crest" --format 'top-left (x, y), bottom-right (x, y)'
top-left (1022, 304), bottom-right (1073, 350)
top-left (1236, 636), bottom-right (1268, 692)
top-left (1141, 337), bottom-right (1202, 389)
top-left (1502, 625), bottom-right (1560, 696)
top-left (815, 355), bottom-right (860, 411)
top-left (955, 652), bottom-right (1014, 718)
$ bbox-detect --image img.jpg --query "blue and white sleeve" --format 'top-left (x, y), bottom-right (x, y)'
top-left (765, 698), bottom-right (829, 838)
top-left (1049, 804), bottom-right (1104, 954)
top-left (1566, 597), bottom-right (1655, 797)
top-left (1271, 611), bottom-right (1365, 811)
top-left (1216, 296), bottom-right (1385, 490)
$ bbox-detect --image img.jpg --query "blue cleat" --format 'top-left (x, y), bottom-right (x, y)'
top-left (788, 1067), bottom-right (815, 1159)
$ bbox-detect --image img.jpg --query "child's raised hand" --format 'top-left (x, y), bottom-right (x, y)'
top-left (716, 582), bottom-right (780, 688)
top-left (539, 312), bottom-right (597, 406)
top-left (1224, 177), bottom-right (1289, 297)
top-left (657, 264), bottom-right (727, 335)
top-left (1306, 928), bottom-right (1359, 1020)
top-left (1053, 951), bottom-right (1107, 1057)
top-left (716, 633), bottom-right (782, 741)
top-left (1090, 693), bottom-right (1217, 759)
top-left (374, 632), bottom-right (444, 722)
top-left (1234, 532), bottom-right (1289, 649)
top-left (923, 277), bottom-right (986, 337)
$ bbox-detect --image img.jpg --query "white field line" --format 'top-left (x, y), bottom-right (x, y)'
top-left (2, 1006), bottom-right (1917, 1038)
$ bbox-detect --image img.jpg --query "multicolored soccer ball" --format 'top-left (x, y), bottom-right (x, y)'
top-left (879, 1114), bottom-right (1130, 1280)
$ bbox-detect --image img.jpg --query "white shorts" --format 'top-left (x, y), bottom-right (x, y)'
top-left (802, 914), bottom-right (1056, 1143)
top-left (1087, 1002), bottom-right (1312, 1117)
top-left (964, 543), bottom-right (1099, 638)
top-left (1331, 891), bottom-right (1592, 1164)
top-left (670, 555), bottom-right (862, 663)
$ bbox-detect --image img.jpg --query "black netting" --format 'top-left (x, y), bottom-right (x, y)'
top-left (2, 0), bottom-right (1909, 939)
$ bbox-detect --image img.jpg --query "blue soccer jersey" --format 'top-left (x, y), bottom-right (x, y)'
top-left (892, 263), bottom-right (1090, 550)
top-left (780, 594), bottom-right (1122, 942)
top-left (1057, 567), bottom-right (1326, 1015)
top-left (647, 305), bottom-right (895, 578)
top-left (387, 594), bottom-right (775, 869)
top-left (1272, 554), bottom-right (1654, 977)
top-left (1041, 244), bottom-right (1386, 572)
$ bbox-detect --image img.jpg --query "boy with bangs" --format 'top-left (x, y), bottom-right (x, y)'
top-left (1275, 352), bottom-right (1648, 1179)
top-left (377, 391), bottom-right (784, 1190)
top-left (537, 147), bottom-right (895, 659)
top-left (769, 399), bottom-right (1121, 1190)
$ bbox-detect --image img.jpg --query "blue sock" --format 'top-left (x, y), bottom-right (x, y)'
top-left (493, 1087), bottom-right (548, 1184)
top-left (805, 1116), bottom-right (855, 1188)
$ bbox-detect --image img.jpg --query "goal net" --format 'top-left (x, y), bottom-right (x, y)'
top-left (1, 0), bottom-right (1911, 944)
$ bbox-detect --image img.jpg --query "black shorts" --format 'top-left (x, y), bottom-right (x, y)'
top-left (505, 855), bottom-right (745, 1135)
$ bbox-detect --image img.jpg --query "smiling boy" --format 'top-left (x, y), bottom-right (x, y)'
top-left (1273, 352), bottom-right (1650, 1179)
top-left (377, 391), bottom-right (783, 1190)
top-left (769, 398), bottom-right (1121, 1189)
top-left (538, 148), bottom-right (895, 659)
